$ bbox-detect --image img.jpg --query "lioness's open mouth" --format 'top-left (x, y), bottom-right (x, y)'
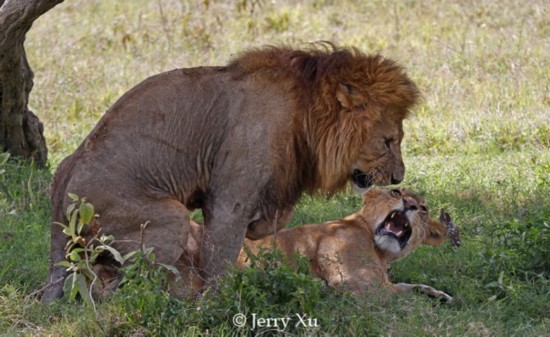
top-left (352, 169), bottom-right (373, 189)
top-left (375, 210), bottom-right (412, 249)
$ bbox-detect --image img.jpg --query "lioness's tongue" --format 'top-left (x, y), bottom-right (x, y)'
top-left (386, 220), bottom-right (404, 237)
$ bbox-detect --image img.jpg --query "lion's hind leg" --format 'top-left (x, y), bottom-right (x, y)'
top-left (87, 197), bottom-right (192, 297)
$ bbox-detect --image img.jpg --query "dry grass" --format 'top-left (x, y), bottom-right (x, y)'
top-left (27, 0), bottom-right (549, 163)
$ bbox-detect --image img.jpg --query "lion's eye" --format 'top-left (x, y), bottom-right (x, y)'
top-left (384, 138), bottom-right (393, 149)
top-left (390, 189), bottom-right (401, 196)
top-left (420, 205), bottom-right (428, 212)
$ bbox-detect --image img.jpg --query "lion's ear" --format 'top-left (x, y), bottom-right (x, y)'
top-left (336, 83), bottom-right (355, 110)
top-left (423, 219), bottom-right (446, 246)
top-left (336, 83), bottom-right (367, 111)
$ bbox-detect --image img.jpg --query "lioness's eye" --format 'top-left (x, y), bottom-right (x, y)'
top-left (420, 205), bottom-right (428, 212)
top-left (390, 189), bottom-right (401, 196)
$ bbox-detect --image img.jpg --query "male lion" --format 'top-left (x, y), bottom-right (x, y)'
top-left (236, 188), bottom-right (459, 301)
top-left (43, 44), bottom-right (419, 301)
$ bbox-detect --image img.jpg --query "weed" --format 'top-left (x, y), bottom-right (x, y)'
top-left (0, 153), bottom-right (12, 201)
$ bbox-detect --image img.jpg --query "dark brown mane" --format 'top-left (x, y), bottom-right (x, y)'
top-left (228, 43), bottom-right (419, 115)
top-left (229, 43), bottom-right (420, 220)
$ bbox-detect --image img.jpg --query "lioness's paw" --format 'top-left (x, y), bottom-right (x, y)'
top-left (416, 284), bottom-right (454, 303)
top-left (433, 289), bottom-right (453, 303)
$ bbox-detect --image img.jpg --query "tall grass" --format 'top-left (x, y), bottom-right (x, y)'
top-left (1, 0), bottom-right (548, 335)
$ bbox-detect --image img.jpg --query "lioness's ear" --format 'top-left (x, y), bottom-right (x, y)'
top-left (423, 219), bottom-right (446, 246)
top-left (336, 83), bottom-right (355, 109)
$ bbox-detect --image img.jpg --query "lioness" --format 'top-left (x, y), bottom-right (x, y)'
top-left (236, 187), bottom-right (458, 301)
top-left (44, 44), bottom-right (420, 301)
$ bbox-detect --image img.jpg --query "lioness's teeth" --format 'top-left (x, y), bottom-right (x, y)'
top-left (391, 213), bottom-right (396, 219)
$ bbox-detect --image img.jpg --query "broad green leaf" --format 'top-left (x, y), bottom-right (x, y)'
top-left (69, 250), bottom-right (82, 262)
top-left (99, 234), bottom-right (115, 243)
top-left (65, 241), bottom-right (81, 253)
top-left (82, 268), bottom-right (95, 280)
top-left (0, 153), bottom-right (10, 165)
top-left (56, 261), bottom-right (72, 268)
top-left (89, 254), bottom-right (98, 264)
top-left (62, 274), bottom-right (72, 297)
top-left (69, 207), bottom-right (78, 237)
top-left (79, 202), bottom-right (94, 225)
top-left (68, 193), bottom-right (79, 202)
top-left (148, 251), bottom-right (156, 262)
top-left (122, 250), bottom-right (138, 261)
top-left (65, 203), bottom-right (76, 222)
top-left (77, 273), bottom-right (92, 305)
top-left (63, 273), bottom-right (78, 302)
top-left (100, 245), bottom-right (124, 265)
top-left (158, 263), bottom-right (180, 276)
top-left (77, 222), bottom-right (85, 234)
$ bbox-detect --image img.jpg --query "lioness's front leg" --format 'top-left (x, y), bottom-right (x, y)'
top-left (391, 282), bottom-right (453, 302)
top-left (245, 207), bottom-right (294, 240)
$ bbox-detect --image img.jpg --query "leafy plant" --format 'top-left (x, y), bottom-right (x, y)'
top-left (55, 194), bottom-right (132, 308)
top-left (55, 193), bottom-right (182, 320)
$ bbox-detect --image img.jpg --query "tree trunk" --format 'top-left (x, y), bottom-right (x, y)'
top-left (0, 0), bottom-right (64, 167)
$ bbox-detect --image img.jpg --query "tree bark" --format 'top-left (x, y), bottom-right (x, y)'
top-left (0, 0), bottom-right (64, 167)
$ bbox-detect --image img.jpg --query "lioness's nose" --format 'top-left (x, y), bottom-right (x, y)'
top-left (403, 197), bottom-right (418, 211)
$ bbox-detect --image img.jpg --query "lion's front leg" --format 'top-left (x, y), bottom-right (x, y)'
top-left (199, 200), bottom-right (251, 284)
top-left (391, 282), bottom-right (453, 302)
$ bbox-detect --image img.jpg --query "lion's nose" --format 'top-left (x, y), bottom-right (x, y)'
top-left (391, 175), bottom-right (403, 185)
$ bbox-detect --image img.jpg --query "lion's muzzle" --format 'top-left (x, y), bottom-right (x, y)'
top-left (351, 169), bottom-right (373, 189)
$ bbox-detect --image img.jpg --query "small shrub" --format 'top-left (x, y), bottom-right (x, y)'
top-left (197, 248), bottom-right (329, 335)
top-left (56, 194), bottom-right (121, 306)
top-left (106, 247), bottom-right (192, 336)
top-left (56, 195), bottom-right (173, 308)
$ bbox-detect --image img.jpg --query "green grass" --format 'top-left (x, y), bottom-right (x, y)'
top-left (1, 0), bottom-right (549, 335)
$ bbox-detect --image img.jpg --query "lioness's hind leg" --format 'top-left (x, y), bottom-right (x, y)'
top-left (90, 261), bottom-right (120, 300)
